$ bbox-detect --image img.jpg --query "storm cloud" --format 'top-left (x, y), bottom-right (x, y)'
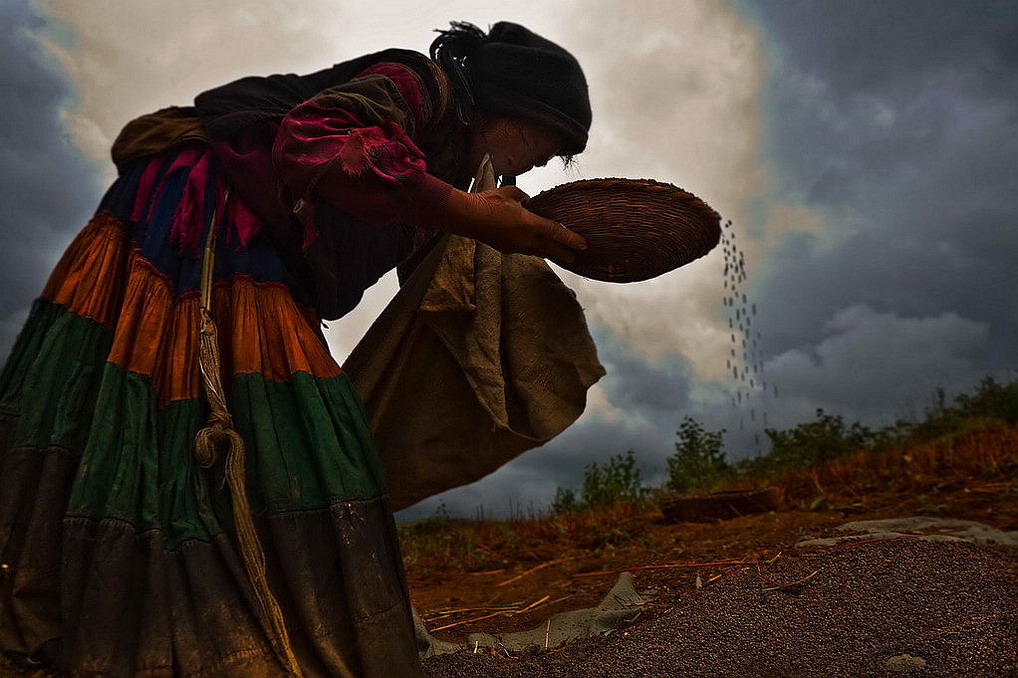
top-left (763, 305), bottom-right (991, 426)
top-left (0, 1), bottom-right (100, 355)
top-left (744, 0), bottom-right (1017, 368)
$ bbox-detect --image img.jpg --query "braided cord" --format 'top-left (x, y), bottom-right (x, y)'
top-left (194, 190), bottom-right (305, 677)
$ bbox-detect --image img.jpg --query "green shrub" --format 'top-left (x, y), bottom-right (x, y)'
top-left (762, 409), bottom-right (876, 471)
top-left (550, 487), bottom-right (579, 514)
top-left (581, 450), bottom-right (645, 506)
top-left (546, 377), bottom-right (1017, 515)
top-left (954, 377), bottom-right (1018, 425)
top-left (665, 417), bottom-right (729, 494)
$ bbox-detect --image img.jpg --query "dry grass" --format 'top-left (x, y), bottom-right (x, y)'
top-left (401, 423), bottom-right (1018, 575)
top-left (399, 499), bottom-right (658, 575)
top-left (767, 422), bottom-right (1018, 507)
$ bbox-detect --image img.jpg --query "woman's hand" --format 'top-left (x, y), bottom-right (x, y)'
top-left (441, 186), bottom-right (587, 264)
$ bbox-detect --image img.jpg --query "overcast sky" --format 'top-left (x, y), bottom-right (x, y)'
top-left (2, 0), bottom-right (1015, 519)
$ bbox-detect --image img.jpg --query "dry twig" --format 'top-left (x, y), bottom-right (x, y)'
top-left (516, 595), bottom-right (551, 614)
top-left (497, 557), bottom-right (575, 587)
top-left (429, 611), bottom-right (502, 633)
top-left (422, 604), bottom-right (521, 622)
top-left (572, 559), bottom-right (749, 578)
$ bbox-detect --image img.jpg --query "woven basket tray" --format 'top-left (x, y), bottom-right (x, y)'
top-left (526, 178), bottom-right (721, 283)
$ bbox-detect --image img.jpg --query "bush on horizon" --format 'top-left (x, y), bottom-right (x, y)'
top-left (666, 417), bottom-right (729, 494)
top-left (551, 375), bottom-right (1017, 510)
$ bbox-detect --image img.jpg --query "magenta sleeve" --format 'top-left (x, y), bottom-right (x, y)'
top-left (272, 65), bottom-right (454, 232)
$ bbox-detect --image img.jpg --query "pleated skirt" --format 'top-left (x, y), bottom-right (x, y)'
top-left (0, 145), bottom-right (424, 677)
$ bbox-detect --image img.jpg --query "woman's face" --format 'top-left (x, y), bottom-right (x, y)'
top-left (477, 116), bottom-right (565, 178)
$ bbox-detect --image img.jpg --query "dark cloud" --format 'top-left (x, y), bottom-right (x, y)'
top-left (738, 1), bottom-right (1017, 376)
top-left (763, 305), bottom-right (990, 423)
top-left (0, 1), bottom-right (101, 358)
top-left (590, 328), bottom-right (693, 416)
top-left (744, 0), bottom-right (1017, 97)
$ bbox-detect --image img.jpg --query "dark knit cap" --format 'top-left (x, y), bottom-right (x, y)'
top-left (431, 22), bottom-right (591, 155)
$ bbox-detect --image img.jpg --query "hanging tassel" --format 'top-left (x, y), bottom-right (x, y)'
top-left (193, 189), bottom-right (304, 677)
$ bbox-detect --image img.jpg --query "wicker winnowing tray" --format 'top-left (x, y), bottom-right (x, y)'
top-left (526, 178), bottom-right (721, 283)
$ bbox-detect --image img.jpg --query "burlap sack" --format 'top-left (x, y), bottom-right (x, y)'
top-left (343, 158), bottom-right (604, 510)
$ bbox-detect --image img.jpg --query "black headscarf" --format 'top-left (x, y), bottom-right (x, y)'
top-left (430, 21), bottom-right (591, 155)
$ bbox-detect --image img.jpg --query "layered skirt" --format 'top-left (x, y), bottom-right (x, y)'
top-left (0, 145), bottom-right (424, 676)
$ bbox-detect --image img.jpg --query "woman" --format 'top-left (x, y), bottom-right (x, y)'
top-left (0, 20), bottom-right (590, 678)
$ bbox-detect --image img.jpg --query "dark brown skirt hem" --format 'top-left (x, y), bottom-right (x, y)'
top-left (2, 480), bottom-right (424, 677)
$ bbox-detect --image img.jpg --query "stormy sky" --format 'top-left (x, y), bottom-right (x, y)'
top-left (2, 1), bottom-right (1014, 519)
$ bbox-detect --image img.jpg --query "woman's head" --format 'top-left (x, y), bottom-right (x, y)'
top-left (430, 21), bottom-right (591, 172)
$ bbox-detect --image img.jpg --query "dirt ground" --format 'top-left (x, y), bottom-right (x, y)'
top-left (410, 479), bottom-right (1018, 677)
top-left (408, 480), bottom-right (1018, 640)
top-left (421, 536), bottom-right (1018, 677)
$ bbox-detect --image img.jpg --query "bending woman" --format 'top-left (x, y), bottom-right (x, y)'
top-left (0, 20), bottom-right (590, 678)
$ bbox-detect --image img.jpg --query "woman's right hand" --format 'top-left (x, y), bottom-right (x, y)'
top-left (442, 186), bottom-right (587, 265)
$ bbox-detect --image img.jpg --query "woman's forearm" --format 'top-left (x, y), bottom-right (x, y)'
top-left (404, 177), bottom-right (497, 239)
top-left (405, 176), bottom-right (587, 263)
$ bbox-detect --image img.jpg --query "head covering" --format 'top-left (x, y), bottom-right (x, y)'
top-left (430, 21), bottom-right (591, 155)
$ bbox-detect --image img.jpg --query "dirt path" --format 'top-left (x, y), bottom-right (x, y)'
top-left (422, 535), bottom-right (1018, 677)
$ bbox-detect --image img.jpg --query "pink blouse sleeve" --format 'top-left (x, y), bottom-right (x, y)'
top-left (272, 62), bottom-right (452, 234)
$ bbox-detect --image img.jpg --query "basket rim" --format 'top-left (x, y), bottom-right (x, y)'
top-left (527, 177), bottom-right (721, 223)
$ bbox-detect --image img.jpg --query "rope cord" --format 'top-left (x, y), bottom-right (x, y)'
top-left (194, 189), bottom-right (304, 677)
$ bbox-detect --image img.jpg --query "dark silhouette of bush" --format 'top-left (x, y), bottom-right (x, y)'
top-left (549, 376), bottom-right (1017, 512)
top-left (581, 450), bottom-right (645, 506)
top-left (666, 417), bottom-right (729, 494)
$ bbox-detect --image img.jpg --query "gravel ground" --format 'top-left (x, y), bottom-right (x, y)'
top-left (422, 538), bottom-right (1018, 677)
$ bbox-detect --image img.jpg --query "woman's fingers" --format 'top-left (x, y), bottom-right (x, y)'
top-left (552, 221), bottom-right (588, 251)
top-left (539, 238), bottom-right (580, 265)
top-left (529, 213), bottom-right (588, 251)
